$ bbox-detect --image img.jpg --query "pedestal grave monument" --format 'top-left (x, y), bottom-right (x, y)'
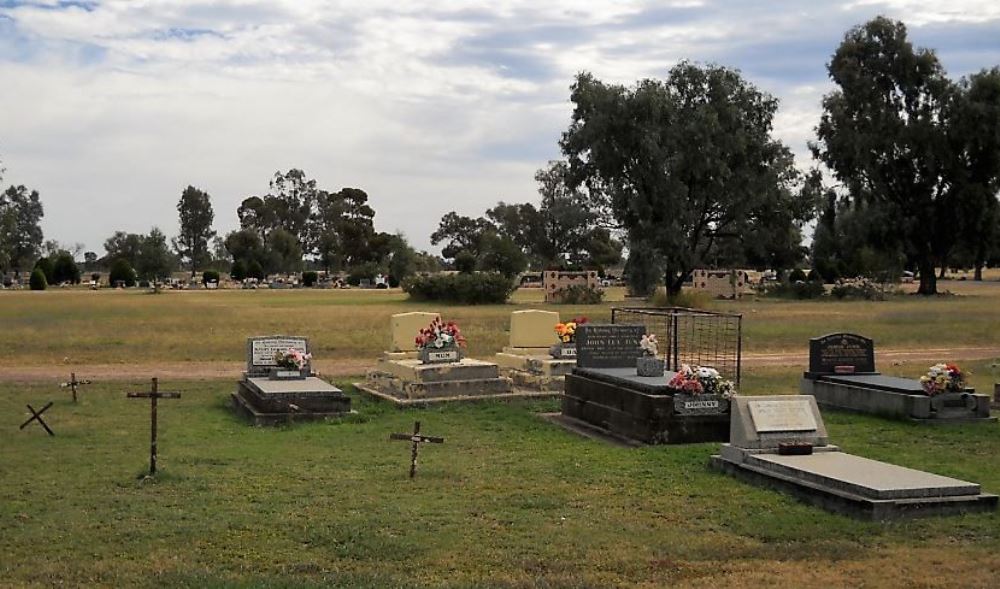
top-left (494, 310), bottom-right (576, 392)
top-left (800, 333), bottom-right (994, 423)
top-left (711, 395), bottom-right (998, 519)
top-left (231, 335), bottom-right (351, 425)
top-left (358, 313), bottom-right (514, 404)
top-left (557, 323), bottom-right (732, 445)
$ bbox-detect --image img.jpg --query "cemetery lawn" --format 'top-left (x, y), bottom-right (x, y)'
top-left (3, 378), bottom-right (1000, 588)
top-left (2, 280), bottom-right (1000, 371)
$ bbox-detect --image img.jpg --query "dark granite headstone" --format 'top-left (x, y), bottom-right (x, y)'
top-left (575, 324), bottom-right (645, 369)
top-left (808, 333), bottom-right (875, 376)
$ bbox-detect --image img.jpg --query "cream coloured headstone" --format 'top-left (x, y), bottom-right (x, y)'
top-left (509, 309), bottom-right (560, 349)
top-left (749, 399), bottom-right (818, 432)
top-left (390, 312), bottom-right (440, 352)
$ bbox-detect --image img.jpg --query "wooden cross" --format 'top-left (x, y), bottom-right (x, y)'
top-left (126, 378), bottom-right (181, 476)
top-left (20, 402), bottom-right (55, 436)
top-left (60, 372), bottom-right (92, 403)
top-left (389, 421), bottom-right (444, 478)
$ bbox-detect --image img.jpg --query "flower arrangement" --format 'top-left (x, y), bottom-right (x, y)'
top-left (639, 334), bottom-right (658, 357)
top-left (554, 317), bottom-right (588, 344)
top-left (275, 348), bottom-right (311, 370)
top-left (919, 363), bottom-right (966, 396)
top-left (667, 364), bottom-right (736, 398)
top-left (415, 317), bottom-right (467, 349)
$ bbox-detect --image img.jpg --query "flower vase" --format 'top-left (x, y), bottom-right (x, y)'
top-left (636, 356), bottom-right (665, 377)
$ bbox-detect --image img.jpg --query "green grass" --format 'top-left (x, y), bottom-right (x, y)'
top-left (2, 376), bottom-right (1000, 588)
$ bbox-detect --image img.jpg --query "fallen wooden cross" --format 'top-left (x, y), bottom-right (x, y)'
top-left (20, 402), bottom-right (55, 436)
top-left (389, 420), bottom-right (444, 478)
top-left (60, 372), bottom-right (92, 403)
top-left (126, 378), bottom-right (181, 476)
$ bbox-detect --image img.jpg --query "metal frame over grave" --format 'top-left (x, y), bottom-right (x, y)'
top-left (611, 307), bottom-right (742, 386)
top-left (558, 322), bottom-right (733, 445)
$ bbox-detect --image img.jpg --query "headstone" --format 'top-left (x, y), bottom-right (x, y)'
top-left (389, 312), bottom-right (440, 353)
top-left (245, 335), bottom-right (311, 377)
top-left (509, 309), bottom-right (560, 349)
top-left (729, 395), bottom-right (827, 450)
top-left (575, 324), bottom-right (645, 369)
top-left (808, 333), bottom-right (875, 375)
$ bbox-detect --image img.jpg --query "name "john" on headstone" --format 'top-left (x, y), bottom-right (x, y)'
top-left (575, 324), bottom-right (646, 369)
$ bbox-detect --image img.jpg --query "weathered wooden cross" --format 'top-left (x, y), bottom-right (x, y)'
top-left (389, 421), bottom-right (444, 478)
top-left (60, 372), bottom-right (92, 403)
top-left (126, 378), bottom-right (181, 476)
top-left (20, 402), bottom-right (55, 436)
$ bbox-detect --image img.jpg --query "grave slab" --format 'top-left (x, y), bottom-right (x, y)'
top-left (800, 333), bottom-right (994, 423)
top-left (232, 335), bottom-right (352, 425)
top-left (711, 395), bottom-right (998, 519)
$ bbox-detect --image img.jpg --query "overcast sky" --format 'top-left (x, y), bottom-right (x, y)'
top-left (2, 1), bottom-right (999, 255)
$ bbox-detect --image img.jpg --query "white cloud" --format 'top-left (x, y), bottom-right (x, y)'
top-left (0, 0), bottom-right (998, 254)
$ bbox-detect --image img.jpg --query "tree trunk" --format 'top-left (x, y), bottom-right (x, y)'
top-left (917, 259), bottom-right (937, 295)
top-left (974, 263), bottom-right (984, 281)
top-left (937, 265), bottom-right (946, 279)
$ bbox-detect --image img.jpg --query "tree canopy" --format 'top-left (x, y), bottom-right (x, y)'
top-left (560, 62), bottom-right (811, 295)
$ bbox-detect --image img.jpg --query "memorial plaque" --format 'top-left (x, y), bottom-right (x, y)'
top-left (575, 324), bottom-right (645, 369)
top-left (749, 399), bottom-right (818, 433)
top-left (425, 349), bottom-right (459, 363)
top-left (246, 336), bottom-right (311, 376)
top-left (808, 333), bottom-right (875, 375)
top-left (674, 394), bottom-right (728, 415)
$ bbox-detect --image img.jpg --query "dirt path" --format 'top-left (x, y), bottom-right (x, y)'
top-left (0, 347), bottom-right (997, 383)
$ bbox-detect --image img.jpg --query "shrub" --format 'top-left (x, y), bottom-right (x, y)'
top-left (788, 268), bottom-right (807, 283)
top-left (109, 258), bottom-right (137, 287)
top-left (29, 268), bottom-right (47, 290)
top-left (90, 273), bottom-right (101, 282)
top-left (807, 269), bottom-right (821, 282)
top-left (202, 270), bottom-right (221, 285)
top-left (246, 259), bottom-right (265, 280)
top-left (52, 253), bottom-right (81, 284)
top-left (763, 280), bottom-right (825, 300)
top-left (33, 257), bottom-right (55, 284)
top-left (402, 272), bottom-right (516, 304)
top-left (230, 260), bottom-right (247, 281)
top-left (831, 277), bottom-right (883, 301)
top-left (301, 271), bottom-right (318, 287)
top-left (557, 284), bottom-right (604, 304)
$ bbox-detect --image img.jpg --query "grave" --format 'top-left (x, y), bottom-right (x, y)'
top-left (558, 323), bottom-right (732, 444)
top-left (231, 335), bottom-right (352, 426)
top-left (494, 310), bottom-right (574, 391)
top-left (800, 333), bottom-right (994, 423)
top-left (711, 395), bottom-right (998, 519)
top-left (358, 313), bottom-right (514, 404)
